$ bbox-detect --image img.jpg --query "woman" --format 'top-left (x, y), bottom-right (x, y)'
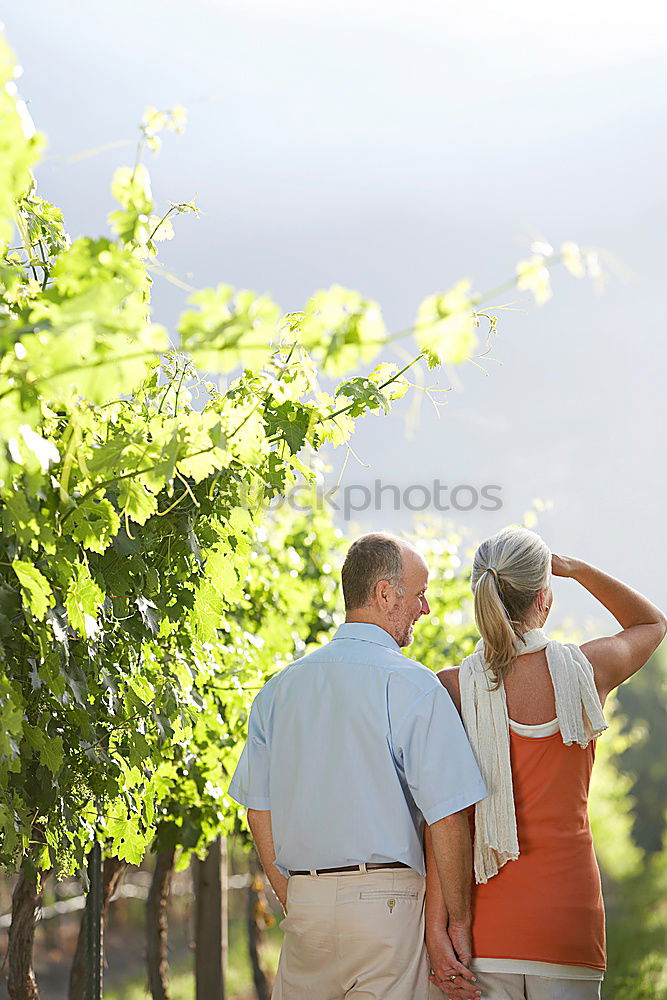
top-left (425, 526), bottom-right (666, 1000)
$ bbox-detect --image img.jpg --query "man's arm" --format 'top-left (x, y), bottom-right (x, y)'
top-left (425, 822), bottom-right (448, 933)
top-left (429, 810), bottom-right (475, 965)
top-left (390, 681), bottom-right (485, 993)
top-left (247, 808), bottom-right (289, 911)
top-left (425, 818), bottom-right (479, 998)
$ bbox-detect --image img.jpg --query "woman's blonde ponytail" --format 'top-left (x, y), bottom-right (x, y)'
top-left (471, 527), bottom-right (551, 688)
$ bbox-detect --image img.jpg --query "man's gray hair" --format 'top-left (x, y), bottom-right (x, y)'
top-left (341, 533), bottom-right (405, 610)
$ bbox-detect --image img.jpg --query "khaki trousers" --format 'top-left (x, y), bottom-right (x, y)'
top-left (272, 868), bottom-right (429, 999)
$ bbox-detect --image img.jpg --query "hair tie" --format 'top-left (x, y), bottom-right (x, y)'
top-left (485, 566), bottom-right (499, 582)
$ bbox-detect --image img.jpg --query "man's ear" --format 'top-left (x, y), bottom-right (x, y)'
top-left (374, 579), bottom-right (391, 607)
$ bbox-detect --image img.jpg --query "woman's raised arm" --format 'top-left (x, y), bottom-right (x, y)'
top-left (552, 555), bottom-right (667, 704)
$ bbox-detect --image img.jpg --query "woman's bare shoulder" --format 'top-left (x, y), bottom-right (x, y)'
top-left (436, 666), bottom-right (462, 712)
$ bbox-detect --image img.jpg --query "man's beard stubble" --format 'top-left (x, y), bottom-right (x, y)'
top-left (397, 620), bottom-right (414, 648)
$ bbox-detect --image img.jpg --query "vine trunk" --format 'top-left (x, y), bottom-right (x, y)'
top-left (146, 847), bottom-right (175, 1000)
top-left (7, 867), bottom-right (48, 1000)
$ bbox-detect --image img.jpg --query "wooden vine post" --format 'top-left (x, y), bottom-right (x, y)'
top-left (85, 842), bottom-right (103, 1000)
top-left (194, 836), bottom-right (228, 1000)
top-left (69, 857), bottom-right (125, 1000)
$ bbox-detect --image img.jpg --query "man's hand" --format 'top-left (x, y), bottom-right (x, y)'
top-left (277, 885), bottom-right (288, 913)
top-left (424, 816), bottom-right (477, 997)
top-left (247, 808), bottom-right (289, 912)
top-left (426, 927), bottom-right (480, 1000)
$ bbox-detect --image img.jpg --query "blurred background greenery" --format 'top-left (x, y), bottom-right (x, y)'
top-left (591, 651), bottom-right (667, 998)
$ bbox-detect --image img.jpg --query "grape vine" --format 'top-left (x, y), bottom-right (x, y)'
top-left (0, 31), bottom-right (602, 888)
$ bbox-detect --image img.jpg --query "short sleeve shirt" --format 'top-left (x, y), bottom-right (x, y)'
top-left (228, 623), bottom-right (487, 876)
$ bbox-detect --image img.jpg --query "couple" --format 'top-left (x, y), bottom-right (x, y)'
top-left (228, 528), bottom-right (666, 1000)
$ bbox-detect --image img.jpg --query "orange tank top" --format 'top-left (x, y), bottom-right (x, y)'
top-left (471, 726), bottom-right (606, 970)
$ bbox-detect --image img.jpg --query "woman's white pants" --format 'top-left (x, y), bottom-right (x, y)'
top-left (430, 972), bottom-right (601, 999)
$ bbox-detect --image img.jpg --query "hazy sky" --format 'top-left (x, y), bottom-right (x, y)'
top-left (4, 0), bottom-right (666, 633)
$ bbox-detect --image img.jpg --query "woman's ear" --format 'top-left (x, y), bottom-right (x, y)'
top-left (540, 587), bottom-right (553, 614)
top-left (536, 588), bottom-right (548, 613)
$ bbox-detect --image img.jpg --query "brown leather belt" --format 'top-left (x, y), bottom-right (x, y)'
top-left (288, 862), bottom-right (410, 875)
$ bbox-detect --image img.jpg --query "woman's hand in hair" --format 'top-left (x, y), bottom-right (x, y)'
top-left (551, 554), bottom-right (583, 578)
top-left (552, 558), bottom-right (667, 703)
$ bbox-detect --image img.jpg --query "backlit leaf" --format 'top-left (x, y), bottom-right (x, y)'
top-left (13, 560), bottom-right (53, 620)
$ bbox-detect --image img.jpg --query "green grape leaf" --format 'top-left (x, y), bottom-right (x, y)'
top-left (205, 546), bottom-right (244, 599)
top-left (177, 447), bottom-right (226, 483)
top-left (68, 497), bottom-right (121, 554)
top-left (40, 734), bottom-right (64, 775)
top-left (414, 280), bottom-right (478, 366)
top-left (265, 402), bottom-right (312, 454)
top-left (516, 255), bottom-right (552, 305)
top-left (0, 583), bottom-right (21, 637)
top-left (178, 284), bottom-right (280, 374)
top-left (12, 560), bottom-right (54, 620)
top-left (135, 595), bottom-right (160, 635)
top-left (0, 678), bottom-right (23, 766)
top-left (0, 37), bottom-right (46, 245)
top-left (108, 165), bottom-right (153, 245)
top-left (369, 363), bottom-right (410, 401)
top-left (228, 507), bottom-right (254, 536)
top-left (297, 285), bottom-right (385, 375)
top-left (333, 377), bottom-right (391, 417)
top-left (2, 492), bottom-right (41, 549)
top-left (105, 815), bottom-right (146, 866)
top-left (117, 478), bottom-right (158, 525)
top-left (65, 562), bottom-right (104, 638)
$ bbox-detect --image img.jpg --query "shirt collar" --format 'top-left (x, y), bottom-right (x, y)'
top-left (332, 622), bottom-right (400, 651)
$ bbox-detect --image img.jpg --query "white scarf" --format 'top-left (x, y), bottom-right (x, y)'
top-left (459, 628), bottom-right (608, 885)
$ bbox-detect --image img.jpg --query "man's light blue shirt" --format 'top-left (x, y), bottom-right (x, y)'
top-left (228, 623), bottom-right (487, 877)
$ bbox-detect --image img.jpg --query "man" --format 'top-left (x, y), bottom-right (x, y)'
top-left (228, 532), bottom-right (486, 999)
